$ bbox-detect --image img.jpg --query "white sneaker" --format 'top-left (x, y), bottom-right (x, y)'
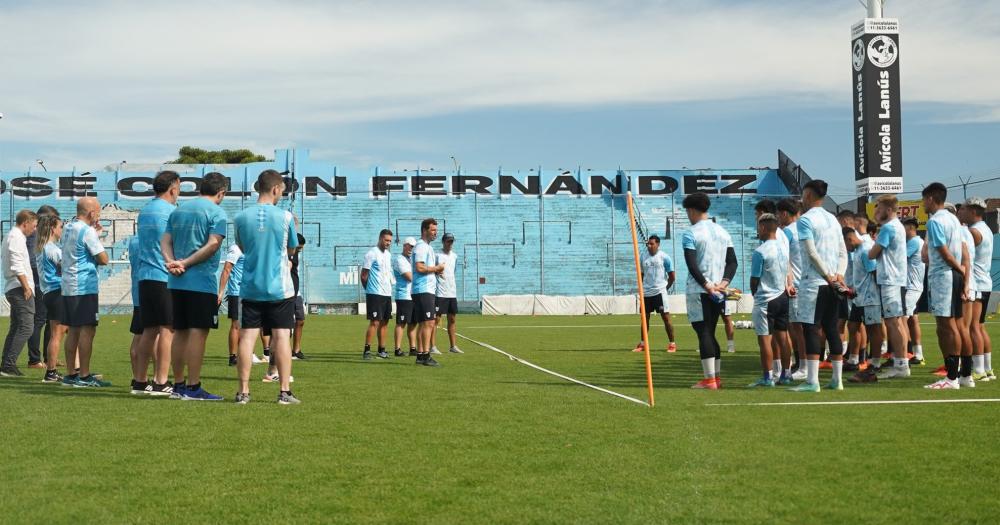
top-left (252, 354), bottom-right (266, 364)
top-left (449, 346), bottom-right (464, 354)
top-left (791, 368), bottom-right (808, 381)
top-left (924, 378), bottom-right (959, 390)
top-left (958, 376), bottom-right (976, 388)
top-left (726, 342), bottom-right (735, 353)
top-left (262, 373), bottom-right (294, 383)
top-left (876, 366), bottom-right (911, 380)
top-left (430, 346), bottom-right (442, 355)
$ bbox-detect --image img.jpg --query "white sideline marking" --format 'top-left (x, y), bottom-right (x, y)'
top-left (706, 398), bottom-right (1000, 407)
top-left (463, 321), bottom-right (999, 329)
top-left (452, 331), bottom-right (650, 407)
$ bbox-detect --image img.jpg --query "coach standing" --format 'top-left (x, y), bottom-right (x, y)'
top-left (1, 210), bottom-right (39, 377)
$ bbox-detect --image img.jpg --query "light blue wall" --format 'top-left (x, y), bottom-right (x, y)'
top-left (0, 149), bottom-right (795, 306)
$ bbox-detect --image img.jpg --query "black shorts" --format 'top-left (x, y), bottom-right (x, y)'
top-left (395, 300), bottom-right (415, 325)
top-left (130, 306), bottom-right (143, 335)
top-left (227, 296), bottom-right (240, 321)
top-left (170, 289), bottom-right (219, 330)
top-left (809, 285), bottom-right (837, 326)
top-left (848, 303), bottom-right (865, 323)
top-left (837, 297), bottom-right (850, 321)
top-left (943, 270), bottom-right (965, 319)
top-left (61, 294), bottom-right (99, 327)
top-left (241, 297), bottom-right (295, 330)
top-left (366, 294), bottom-right (392, 322)
top-left (43, 290), bottom-right (63, 323)
top-left (643, 293), bottom-right (667, 314)
top-left (413, 293), bottom-right (437, 323)
top-left (979, 292), bottom-right (992, 324)
top-left (436, 297), bottom-right (458, 316)
top-left (139, 280), bottom-right (173, 328)
top-left (766, 292), bottom-right (789, 332)
top-left (294, 296), bottom-right (306, 322)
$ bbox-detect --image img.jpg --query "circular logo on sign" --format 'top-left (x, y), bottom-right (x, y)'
top-left (867, 35), bottom-right (898, 68)
top-left (852, 39), bottom-right (865, 71)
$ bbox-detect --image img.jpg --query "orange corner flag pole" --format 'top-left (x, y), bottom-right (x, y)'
top-left (626, 191), bottom-right (655, 407)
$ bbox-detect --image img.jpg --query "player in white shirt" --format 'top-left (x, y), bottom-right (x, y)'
top-left (868, 195), bottom-right (911, 380)
top-left (681, 193), bottom-right (738, 390)
top-left (951, 206), bottom-right (977, 385)
top-left (776, 198), bottom-right (808, 381)
top-left (361, 229), bottom-right (395, 360)
top-left (901, 218), bottom-right (925, 365)
top-left (392, 237), bottom-right (418, 357)
top-left (431, 232), bottom-right (462, 354)
top-left (747, 214), bottom-right (791, 387)
top-left (792, 180), bottom-right (849, 392)
top-left (634, 235), bottom-right (676, 353)
top-left (921, 184), bottom-right (972, 390)
top-left (961, 198), bottom-right (995, 381)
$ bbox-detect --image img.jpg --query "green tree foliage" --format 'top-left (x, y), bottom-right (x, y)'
top-left (172, 146), bottom-right (267, 164)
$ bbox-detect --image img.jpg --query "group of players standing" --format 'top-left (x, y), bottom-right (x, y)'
top-left (635, 179), bottom-right (994, 391)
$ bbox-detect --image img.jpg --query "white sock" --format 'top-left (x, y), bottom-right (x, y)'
top-left (832, 360), bottom-right (843, 384)
top-left (727, 340), bottom-right (735, 352)
top-left (972, 355), bottom-right (985, 374)
top-left (701, 358), bottom-right (716, 378)
top-left (807, 359), bottom-right (820, 385)
top-left (914, 344), bottom-right (924, 359)
top-left (986, 352), bottom-right (992, 371)
top-left (772, 359), bottom-right (782, 377)
top-left (848, 354), bottom-right (859, 365)
top-left (715, 358), bottom-right (721, 376)
top-left (783, 368), bottom-right (791, 378)
top-left (881, 341), bottom-right (887, 353)
top-left (895, 357), bottom-right (909, 369)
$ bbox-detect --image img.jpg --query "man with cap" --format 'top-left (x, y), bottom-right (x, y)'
top-left (392, 237), bottom-right (418, 357)
top-left (431, 232), bottom-right (462, 354)
top-left (361, 229), bottom-right (394, 360)
top-left (960, 197), bottom-right (994, 382)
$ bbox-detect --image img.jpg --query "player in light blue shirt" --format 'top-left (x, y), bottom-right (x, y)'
top-left (748, 214), bottom-right (791, 387)
top-left (59, 198), bottom-right (109, 387)
top-left (867, 196), bottom-right (910, 379)
top-left (792, 180), bottom-right (848, 392)
top-left (133, 170), bottom-right (180, 395)
top-left (161, 173), bottom-right (228, 401)
top-left (844, 227), bottom-right (886, 375)
top-left (233, 170), bottom-right (300, 403)
top-left (361, 229), bottom-right (394, 359)
top-left (959, 199), bottom-right (994, 380)
top-left (34, 214), bottom-right (66, 382)
top-left (637, 235), bottom-right (676, 353)
top-left (921, 183), bottom-right (971, 389)
top-left (681, 193), bottom-right (736, 389)
top-left (776, 197), bottom-right (807, 381)
top-left (902, 218), bottom-right (925, 363)
top-left (410, 218), bottom-right (445, 366)
top-left (392, 237), bottom-right (418, 357)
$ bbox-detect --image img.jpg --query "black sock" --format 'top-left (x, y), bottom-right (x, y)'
top-left (174, 381), bottom-right (185, 389)
top-left (945, 355), bottom-right (960, 380)
top-left (410, 347), bottom-right (416, 352)
top-left (960, 355), bottom-right (973, 377)
top-left (134, 381), bottom-right (147, 389)
top-left (378, 347), bottom-right (385, 352)
top-left (364, 344), bottom-right (371, 352)
top-left (280, 390), bottom-right (291, 396)
top-left (187, 382), bottom-right (201, 391)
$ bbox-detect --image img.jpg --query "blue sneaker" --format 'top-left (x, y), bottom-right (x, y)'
top-left (181, 387), bottom-right (223, 401)
top-left (747, 376), bottom-right (775, 388)
top-left (78, 375), bottom-right (111, 388)
top-left (789, 382), bottom-right (821, 393)
top-left (777, 375), bottom-right (794, 386)
top-left (825, 379), bottom-right (844, 391)
top-left (170, 383), bottom-right (186, 399)
top-left (61, 375), bottom-right (84, 387)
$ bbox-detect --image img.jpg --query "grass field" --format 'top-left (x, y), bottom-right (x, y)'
top-left (2, 313), bottom-right (999, 524)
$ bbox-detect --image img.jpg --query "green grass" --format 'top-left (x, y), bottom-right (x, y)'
top-left (2, 314), bottom-right (999, 524)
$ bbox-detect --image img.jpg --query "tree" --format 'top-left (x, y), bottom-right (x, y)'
top-left (172, 146), bottom-right (267, 164)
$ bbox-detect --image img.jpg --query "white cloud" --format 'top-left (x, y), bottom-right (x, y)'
top-left (1, 0), bottom-right (998, 168)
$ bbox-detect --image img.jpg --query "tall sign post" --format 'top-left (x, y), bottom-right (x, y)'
top-left (852, 0), bottom-right (902, 197)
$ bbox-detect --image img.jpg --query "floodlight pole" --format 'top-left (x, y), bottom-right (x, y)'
top-left (627, 192), bottom-right (655, 407)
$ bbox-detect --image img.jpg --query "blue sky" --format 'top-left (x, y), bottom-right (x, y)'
top-left (1, 0), bottom-right (999, 201)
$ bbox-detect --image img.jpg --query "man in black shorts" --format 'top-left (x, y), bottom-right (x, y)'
top-left (411, 219), bottom-right (445, 366)
top-left (362, 229), bottom-right (394, 360)
top-left (392, 237), bottom-right (418, 357)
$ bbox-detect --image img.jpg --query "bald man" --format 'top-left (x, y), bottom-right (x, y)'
top-left (60, 198), bottom-right (110, 387)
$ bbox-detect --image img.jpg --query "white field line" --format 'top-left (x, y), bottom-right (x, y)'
top-left (462, 321), bottom-right (1000, 329)
top-left (706, 398), bottom-right (1000, 407)
top-left (452, 330), bottom-right (650, 407)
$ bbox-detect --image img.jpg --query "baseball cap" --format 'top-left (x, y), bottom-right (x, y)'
top-left (944, 202), bottom-right (957, 214)
top-left (964, 197), bottom-right (987, 209)
top-left (442, 232), bottom-right (455, 241)
top-left (403, 237), bottom-right (417, 246)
